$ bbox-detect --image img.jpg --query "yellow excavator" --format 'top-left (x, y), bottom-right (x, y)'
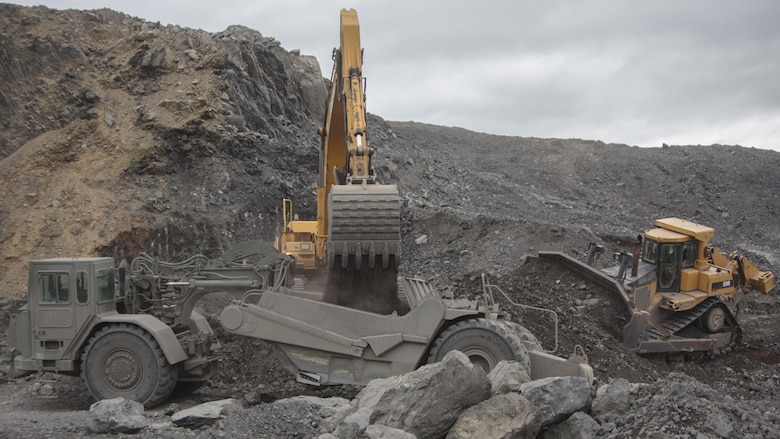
top-left (275, 9), bottom-right (405, 314)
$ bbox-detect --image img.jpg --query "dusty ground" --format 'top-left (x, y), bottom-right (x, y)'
top-left (1, 3), bottom-right (779, 438)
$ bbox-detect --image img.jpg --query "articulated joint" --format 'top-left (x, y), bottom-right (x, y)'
top-left (348, 146), bottom-right (374, 156)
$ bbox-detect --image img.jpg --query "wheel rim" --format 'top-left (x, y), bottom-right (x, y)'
top-left (705, 307), bottom-right (726, 332)
top-left (102, 348), bottom-right (143, 391)
top-left (461, 346), bottom-right (498, 372)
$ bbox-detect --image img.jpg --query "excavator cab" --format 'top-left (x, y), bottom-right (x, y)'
top-left (274, 198), bottom-right (318, 271)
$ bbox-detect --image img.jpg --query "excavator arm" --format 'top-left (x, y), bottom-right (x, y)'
top-left (318, 9), bottom-right (396, 265)
top-left (277, 9), bottom-right (405, 314)
top-left (321, 9), bottom-right (373, 186)
top-left (316, 9), bottom-right (375, 264)
top-left (318, 10), bottom-right (404, 314)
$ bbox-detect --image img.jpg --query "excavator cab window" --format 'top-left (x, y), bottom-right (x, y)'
top-left (658, 243), bottom-right (681, 291)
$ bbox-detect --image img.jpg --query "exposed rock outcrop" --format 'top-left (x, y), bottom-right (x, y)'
top-left (0, 3), bottom-right (326, 295)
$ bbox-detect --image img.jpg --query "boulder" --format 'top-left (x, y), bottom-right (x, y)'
top-left (328, 350), bottom-right (490, 439)
top-left (447, 392), bottom-right (541, 439)
top-left (364, 424), bottom-right (418, 439)
top-left (538, 411), bottom-right (600, 439)
top-left (488, 360), bottom-right (531, 396)
top-left (519, 376), bottom-right (591, 426)
top-left (171, 398), bottom-right (241, 428)
top-left (590, 378), bottom-right (639, 418)
top-left (279, 395), bottom-right (351, 426)
top-left (87, 397), bottom-right (146, 434)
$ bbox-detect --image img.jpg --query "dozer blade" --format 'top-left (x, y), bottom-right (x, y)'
top-left (538, 251), bottom-right (634, 313)
top-left (324, 184), bottom-right (407, 315)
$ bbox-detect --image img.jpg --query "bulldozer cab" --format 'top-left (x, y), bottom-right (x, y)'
top-left (641, 230), bottom-right (698, 293)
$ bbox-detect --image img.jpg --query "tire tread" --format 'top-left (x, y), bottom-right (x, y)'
top-left (80, 323), bottom-right (177, 407)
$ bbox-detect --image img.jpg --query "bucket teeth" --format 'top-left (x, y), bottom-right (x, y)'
top-left (327, 184), bottom-right (401, 269)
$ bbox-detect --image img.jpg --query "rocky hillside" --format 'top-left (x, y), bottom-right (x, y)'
top-left (0, 3), bottom-right (326, 296)
top-left (384, 120), bottom-right (780, 284)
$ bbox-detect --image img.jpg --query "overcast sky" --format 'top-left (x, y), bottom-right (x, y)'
top-left (10, 1), bottom-right (780, 151)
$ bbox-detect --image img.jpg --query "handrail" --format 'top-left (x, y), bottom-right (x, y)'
top-left (481, 273), bottom-right (559, 353)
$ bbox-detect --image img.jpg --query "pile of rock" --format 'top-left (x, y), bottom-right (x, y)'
top-left (86, 350), bottom-right (780, 438)
top-left (88, 351), bottom-right (595, 438)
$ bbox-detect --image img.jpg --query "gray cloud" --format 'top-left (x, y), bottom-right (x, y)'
top-left (10, 0), bottom-right (780, 150)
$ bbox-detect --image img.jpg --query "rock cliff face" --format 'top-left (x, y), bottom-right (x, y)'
top-left (0, 4), bottom-right (326, 295)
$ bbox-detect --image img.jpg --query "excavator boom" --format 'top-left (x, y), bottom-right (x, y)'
top-left (319, 9), bottom-right (403, 313)
top-left (277, 9), bottom-right (404, 314)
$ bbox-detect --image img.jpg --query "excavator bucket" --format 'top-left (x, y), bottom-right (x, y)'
top-left (326, 183), bottom-right (401, 267)
top-left (323, 183), bottom-right (407, 314)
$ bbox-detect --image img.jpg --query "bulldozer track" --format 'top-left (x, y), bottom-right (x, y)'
top-left (644, 297), bottom-right (742, 359)
top-left (643, 298), bottom-right (713, 340)
top-left (708, 305), bottom-right (742, 358)
top-left (663, 298), bottom-right (719, 333)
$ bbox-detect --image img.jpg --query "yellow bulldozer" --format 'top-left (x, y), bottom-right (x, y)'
top-left (541, 217), bottom-right (775, 357)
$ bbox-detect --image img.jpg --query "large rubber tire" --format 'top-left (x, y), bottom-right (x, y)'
top-left (499, 320), bottom-right (543, 352)
top-left (80, 324), bottom-right (177, 408)
top-left (427, 319), bottom-right (531, 375)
